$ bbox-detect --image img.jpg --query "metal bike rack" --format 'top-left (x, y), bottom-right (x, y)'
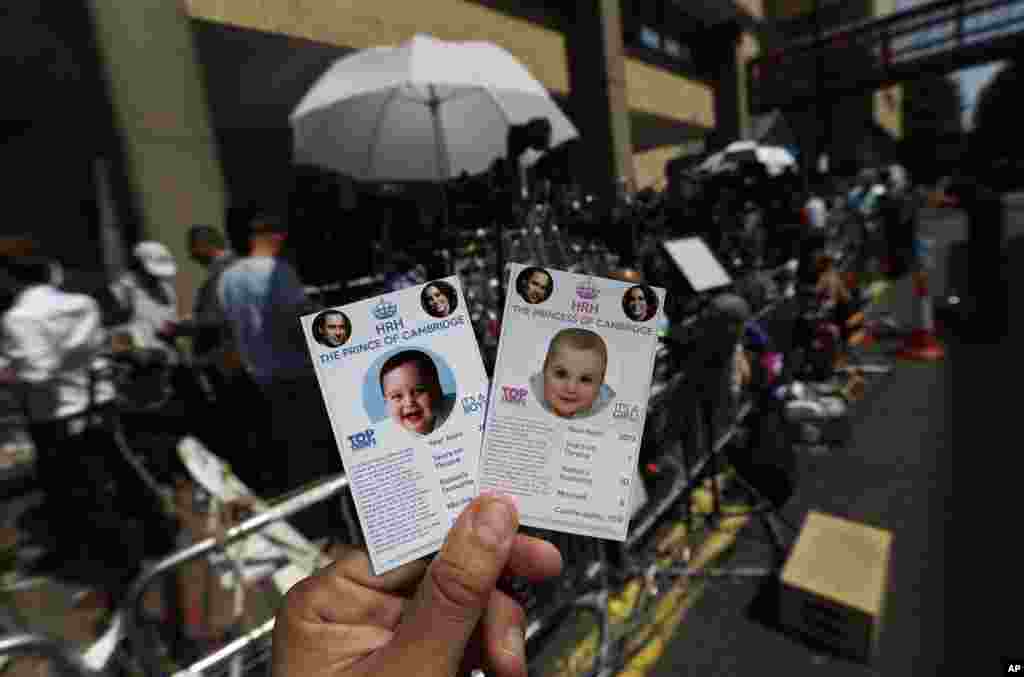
top-left (0, 632), bottom-right (110, 677)
top-left (122, 473), bottom-right (351, 677)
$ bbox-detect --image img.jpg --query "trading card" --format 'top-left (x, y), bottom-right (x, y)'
top-left (302, 277), bottom-right (488, 574)
top-left (478, 264), bottom-right (665, 540)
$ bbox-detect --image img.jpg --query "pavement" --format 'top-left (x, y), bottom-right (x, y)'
top-left (645, 198), bottom-right (1024, 676)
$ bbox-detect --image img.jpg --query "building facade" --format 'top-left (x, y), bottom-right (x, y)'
top-left (759, 0), bottom-right (903, 177)
top-left (8, 0), bottom-right (765, 306)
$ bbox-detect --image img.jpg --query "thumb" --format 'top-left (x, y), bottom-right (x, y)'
top-left (388, 494), bottom-right (519, 676)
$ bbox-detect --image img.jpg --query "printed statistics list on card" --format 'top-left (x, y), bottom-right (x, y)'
top-left (302, 277), bottom-right (489, 574)
top-left (479, 264), bottom-right (665, 541)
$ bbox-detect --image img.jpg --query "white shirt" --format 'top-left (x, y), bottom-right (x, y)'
top-left (110, 271), bottom-right (178, 358)
top-left (1, 285), bottom-right (114, 422)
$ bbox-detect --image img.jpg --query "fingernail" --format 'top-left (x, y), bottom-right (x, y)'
top-left (474, 498), bottom-right (515, 548)
top-left (501, 625), bottom-right (525, 658)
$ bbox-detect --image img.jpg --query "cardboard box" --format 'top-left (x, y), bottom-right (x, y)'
top-left (779, 511), bottom-right (893, 663)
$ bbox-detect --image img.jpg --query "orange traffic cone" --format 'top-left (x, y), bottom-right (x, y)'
top-left (898, 270), bottom-right (944, 361)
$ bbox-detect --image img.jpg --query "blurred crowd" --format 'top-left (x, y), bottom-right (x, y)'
top-left (0, 150), bottom-right (927, 613)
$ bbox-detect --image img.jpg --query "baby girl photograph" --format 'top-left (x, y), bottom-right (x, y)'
top-left (530, 328), bottom-right (616, 420)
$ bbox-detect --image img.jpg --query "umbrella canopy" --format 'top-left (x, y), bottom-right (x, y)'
top-left (290, 34), bottom-right (578, 182)
top-left (698, 140), bottom-right (797, 177)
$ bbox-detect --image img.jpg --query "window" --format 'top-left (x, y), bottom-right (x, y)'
top-left (664, 37), bottom-right (688, 59)
top-left (640, 25), bottom-right (661, 50)
top-left (623, 0), bottom-right (698, 66)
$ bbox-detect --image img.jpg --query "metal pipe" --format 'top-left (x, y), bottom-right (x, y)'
top-left (172, 619), bottom-right (276, 677)
top-left (123, 473), bottom-right (351, 677)
top-left (0, 633), bottom-right (107, 677)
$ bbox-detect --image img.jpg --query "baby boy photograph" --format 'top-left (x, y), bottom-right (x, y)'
top-left (379, 349), bottom-right (455, 436)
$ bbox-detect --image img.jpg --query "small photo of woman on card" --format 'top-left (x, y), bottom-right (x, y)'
top-left (529, 328), bottom-right (616, 419)
top-left (421, 280), bottom-right (458, 318)
top-left (622, 285), bottom-right (659, 322)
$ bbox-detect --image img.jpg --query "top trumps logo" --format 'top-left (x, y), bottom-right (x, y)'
top-left (372, 298), bottom-right (398, 320)
top-left (572, 277), bottom-right (600, 314)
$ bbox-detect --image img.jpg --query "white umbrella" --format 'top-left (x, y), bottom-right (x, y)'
top-left (290, 33), bottom-right (578, 182)
top-left (699, 141), bottom-right (797, 176)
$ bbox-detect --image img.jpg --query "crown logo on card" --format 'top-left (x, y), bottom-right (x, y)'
top-left (372, 297), bottom-right (398, 320)
top-left (576, 277), bottom-right (599, 301)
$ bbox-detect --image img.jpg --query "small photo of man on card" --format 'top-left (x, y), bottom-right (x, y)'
top-left (516, 266), bottom-right (554, 304)
top-left (312, 309), bottom-right (352, 347)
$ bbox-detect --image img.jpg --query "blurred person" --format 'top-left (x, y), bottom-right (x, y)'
top-left (109, 240), bottom-right (179, 362)
top-left (273, 493), bottom-right (562, 677)
top-left (218, 206), bottom-right (340, 539)
top-left (161, 226), bottom-right (237, 372)
top-left (803, 187), bottom-right (828, 233)
top-left (879, 165), bottom-right (920, 279)
top-left (0, 239), bottom-right (150, 609)
top-left (796, 178), bottom-right (831, 284)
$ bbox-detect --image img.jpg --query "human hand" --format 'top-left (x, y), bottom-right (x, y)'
top-left (272, 493), bottom-right (561, 677)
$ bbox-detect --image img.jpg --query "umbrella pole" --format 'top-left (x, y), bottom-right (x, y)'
top-left (429, 86), bottom-right (453, 274)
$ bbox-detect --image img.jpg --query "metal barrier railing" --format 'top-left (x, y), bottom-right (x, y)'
top-left (122, 473), bottom-right (351, 677)
top-left (171, 619), bottom-right (275, 677)
top-left (0, 632), bottom-right (109, 677)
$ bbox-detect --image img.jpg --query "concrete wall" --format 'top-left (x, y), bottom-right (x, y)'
top-left (89, 0), bottom-right (227, 315)
top-left (872, 0), bottom-right (903, 139)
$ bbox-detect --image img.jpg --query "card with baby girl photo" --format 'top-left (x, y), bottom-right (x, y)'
top-left (301, 277), bottom-right (488, 574)
top-left (479, 264), bottom-right (666, 541)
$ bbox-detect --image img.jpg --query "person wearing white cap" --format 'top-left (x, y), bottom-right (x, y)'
top-left (109, 240), bottom-right (180, 361)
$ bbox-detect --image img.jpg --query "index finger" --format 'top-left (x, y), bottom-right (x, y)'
top-left (504, 534), bottom-right (563, 581)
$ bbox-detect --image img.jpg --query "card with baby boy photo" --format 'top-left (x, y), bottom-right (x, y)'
top-left (479, 264), bottom-right (666, 541)
top-left (301, 276), bottom-right (488, 574)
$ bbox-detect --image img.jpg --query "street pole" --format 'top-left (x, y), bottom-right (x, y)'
top-left (813, 0), bottom-right (826, 193)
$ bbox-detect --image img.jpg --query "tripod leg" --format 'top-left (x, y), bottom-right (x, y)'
top-left (727, 470), bottom-right (796, 568)
top-left (708, 399), bottom-right (724, 524)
